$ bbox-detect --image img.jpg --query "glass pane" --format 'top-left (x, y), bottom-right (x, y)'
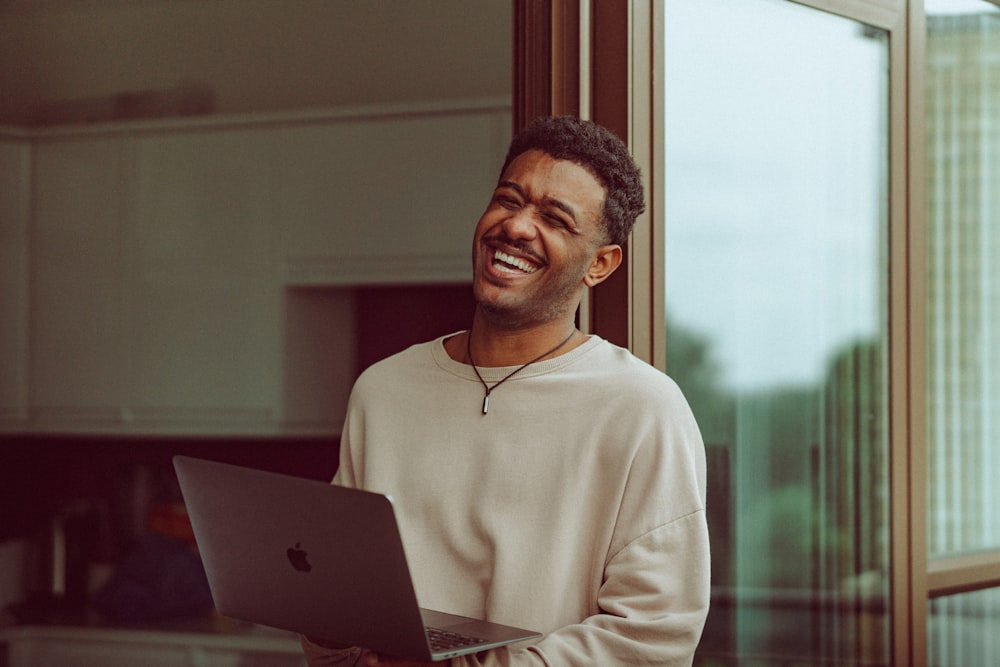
top-left (925, 0), bottom-right (1000, 558)
top-left (930, 587), bottom-right (1000, 666)
top-left (662, 1), bottom-right (891, 664)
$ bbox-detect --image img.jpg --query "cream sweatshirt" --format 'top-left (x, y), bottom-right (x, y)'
top-left (302, 334), bottom-right (710, 666)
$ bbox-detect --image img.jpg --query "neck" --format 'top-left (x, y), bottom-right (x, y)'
top-left (463, 310), bottom-right (580, 367)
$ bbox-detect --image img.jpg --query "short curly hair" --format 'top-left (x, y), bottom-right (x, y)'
top-left (500, 116), bottom-right (645, 246)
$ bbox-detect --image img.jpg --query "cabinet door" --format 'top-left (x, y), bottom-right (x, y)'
top-left (30, 136), bottom-right (127, 424)
top-left (131, 128), bottom-right (280, 428)
top-left (0, 139), bottom-right (30, 426)
top-left (278, 109), bottom-right (510, 285)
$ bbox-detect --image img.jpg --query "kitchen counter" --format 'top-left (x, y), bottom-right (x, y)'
top-left (0, 615), bottom-right (306, 667)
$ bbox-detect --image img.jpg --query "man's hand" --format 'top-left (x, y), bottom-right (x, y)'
top-left (306, 636), bottom-right (354, 651)
top-left (362, 651), bottom-right (441, 667)
top-left (303, 637), bottom-right (442, 666)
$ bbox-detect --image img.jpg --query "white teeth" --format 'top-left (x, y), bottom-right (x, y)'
top-left (494, 250), bottom-right (537, 273)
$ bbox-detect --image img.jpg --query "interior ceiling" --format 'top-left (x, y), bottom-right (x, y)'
top-left (0, 0), bottom-right (512, 125)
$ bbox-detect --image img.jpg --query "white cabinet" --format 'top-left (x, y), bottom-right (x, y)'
top-left (130, 128), bottom-right (281, 426)
top-left (2, 101), bottom-right (510, 435)
top-left (22, 128), bottom-right (287, 433)
top-left (30, 135), bottom-right (129, 424)
top-left (278, 108), bottom-right (510, 285)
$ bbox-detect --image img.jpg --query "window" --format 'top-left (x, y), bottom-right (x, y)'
top-left (662, 1), bottom-right (891, 663)
top-left (925, 1), bottom-right (1000, 664)
top-left (925, 0), bottom-right (1000, 561)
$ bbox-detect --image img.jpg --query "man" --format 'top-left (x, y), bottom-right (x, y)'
top-left (302, 116), bottom-right (710, 666)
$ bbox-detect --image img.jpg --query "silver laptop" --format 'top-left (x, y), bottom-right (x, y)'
top-left (173, 456), bottom-right (541, 661)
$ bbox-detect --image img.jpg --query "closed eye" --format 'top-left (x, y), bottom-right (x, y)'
top-left (542, 208), bottom-right (581, 235)
top-left (494, 193), bottom-right (521, 210)
top-left (543, 213), bottom-right (571, 229)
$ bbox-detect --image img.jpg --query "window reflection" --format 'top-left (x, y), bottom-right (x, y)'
top-left (662, 1), bottom-right (891, 664)
top-left (925, 0), bottom-right (1000, 559)
top-left (930, 587), bottom-right (1000, 666)
top-left (925, 1), bottom-right (1000, 664)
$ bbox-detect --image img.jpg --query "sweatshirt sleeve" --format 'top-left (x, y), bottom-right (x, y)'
top-left (454, 510), bottom-right (711, 667)
top-left (300, 513), bottom-right (710, 667)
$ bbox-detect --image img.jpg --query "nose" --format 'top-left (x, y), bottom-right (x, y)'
top-left (500, 205), bottom-right (540, 242)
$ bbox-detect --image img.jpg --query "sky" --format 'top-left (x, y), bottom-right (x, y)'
top-left (925, 0), bottom-right (999, 14)
top-left (663, 0), bottom-right (887, 391)
top-left (663, 0), bottom-right (997, 391)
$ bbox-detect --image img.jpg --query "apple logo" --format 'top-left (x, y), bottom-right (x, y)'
top-left (286, 542), bottom-right (312, 573)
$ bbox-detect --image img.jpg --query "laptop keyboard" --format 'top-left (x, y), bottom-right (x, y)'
top-left (426, 627), bottom-right (489, 652)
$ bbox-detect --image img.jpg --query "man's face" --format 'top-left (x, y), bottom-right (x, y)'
top-left (471, 149), bottom-right (611, 328)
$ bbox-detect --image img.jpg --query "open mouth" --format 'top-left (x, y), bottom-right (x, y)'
top-left (493, 250), bottom-right (539, 274)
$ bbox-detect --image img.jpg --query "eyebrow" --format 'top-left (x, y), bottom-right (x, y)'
top-left (497, 180), bottom-right (579, 226)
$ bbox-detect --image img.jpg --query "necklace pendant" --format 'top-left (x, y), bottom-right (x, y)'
top-left (467, 328), bottom-right (575, 416)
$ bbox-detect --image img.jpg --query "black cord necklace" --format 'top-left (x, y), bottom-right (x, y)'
top-left (467, 329), bottom-right (576, 415)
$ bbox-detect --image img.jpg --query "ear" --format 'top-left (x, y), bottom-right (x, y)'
top-left (584, 244), bottom-right (623, 287)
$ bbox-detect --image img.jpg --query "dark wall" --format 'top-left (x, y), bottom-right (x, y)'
top-left (0, 434), bottom-right (339, 546)
top-left (354, 283), bottom-right (476, 374)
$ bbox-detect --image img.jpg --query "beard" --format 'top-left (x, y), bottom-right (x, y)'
top-left (473, 262), bottom-right (586, 330)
